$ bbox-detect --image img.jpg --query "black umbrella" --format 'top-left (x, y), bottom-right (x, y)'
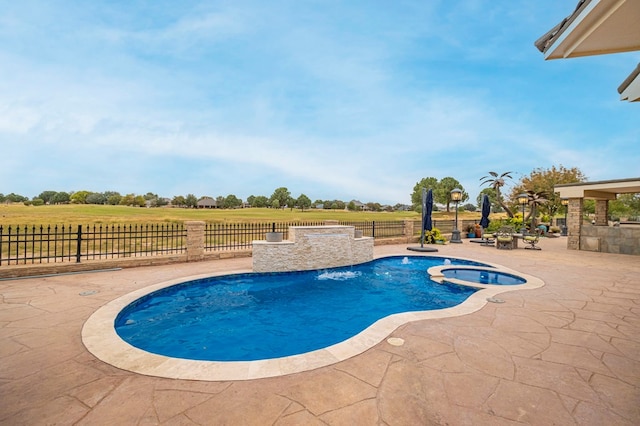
top-left (479, 194), bottom-right (491, 229)
top-left (424, 188), bottom-right (434, 232)
top-left (419, 188), bottom-right (434, 247)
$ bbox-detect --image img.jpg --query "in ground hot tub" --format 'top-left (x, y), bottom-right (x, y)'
top-left (441, 268), bottom-right (526, 285)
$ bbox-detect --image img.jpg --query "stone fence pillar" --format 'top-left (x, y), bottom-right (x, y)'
top-left (185, 221), bottom-right (205, 262)
top-left (404, 220), bottom-right (415, 239)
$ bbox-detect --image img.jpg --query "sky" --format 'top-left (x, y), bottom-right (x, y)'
top-left (1, 0), bottom-right (638, 206)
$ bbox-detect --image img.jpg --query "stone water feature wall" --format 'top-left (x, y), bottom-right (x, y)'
top-left (252, 225), bottom-right (374, 272)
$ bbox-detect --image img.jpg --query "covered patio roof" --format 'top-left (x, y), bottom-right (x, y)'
top-left (534, 0), bottom-right (640, 102)
top-left (555, 177), bottom-right (640, 200)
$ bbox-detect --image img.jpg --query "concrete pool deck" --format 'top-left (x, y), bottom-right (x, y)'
top-left (1, 237), bottom-right (639, 424)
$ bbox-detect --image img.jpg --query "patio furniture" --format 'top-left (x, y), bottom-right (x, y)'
top-left (523, 229), bottom-right (542, 250)
top-left (496, 226), bottom-right (516, 250)
top-left (480, 229), bottom-right (494, 246)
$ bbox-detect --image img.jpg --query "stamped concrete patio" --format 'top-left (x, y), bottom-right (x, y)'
top-left (1, 237), bottom-right (638, 425)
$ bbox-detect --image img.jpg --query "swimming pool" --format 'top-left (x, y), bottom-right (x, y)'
top-left (82, 254), bottom-right (544, 380)
top-left (115, 256), bottom-right (484, 361)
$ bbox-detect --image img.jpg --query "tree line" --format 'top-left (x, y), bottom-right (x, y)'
top-left (0, 187), bottom-right (406, 212)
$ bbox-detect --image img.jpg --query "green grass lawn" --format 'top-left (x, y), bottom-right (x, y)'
top-left (0, 203), bottom-right (486, 226)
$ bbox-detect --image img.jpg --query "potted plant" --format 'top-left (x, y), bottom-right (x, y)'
top-left (466, 224), bottom-right (476, 238)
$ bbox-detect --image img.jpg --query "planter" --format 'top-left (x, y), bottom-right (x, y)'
top-left (265, 232), bottom-right (283, 242)
top-left (467, 233), bottom-right (476, 238)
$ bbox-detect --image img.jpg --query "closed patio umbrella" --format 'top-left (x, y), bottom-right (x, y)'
top-left (408, 188), bottom-right (438, 252)
top-left (424, 188), bottom-right (434, 233)
top-left (480, 194), bottom-right (491, 231)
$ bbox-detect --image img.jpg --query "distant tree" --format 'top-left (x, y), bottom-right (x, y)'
top-left (480, 171), bottom-right (515, 217)
top-left (462, 203), bottom-right (476, 212)
top-left (271, 199), bottom-right (280, 209)
top-left (105, 191), bottom-right (122, 205)
top-left (119, 194), bottom-right (135, 206)
top-left (8, 193), bottom-right (28, 202)
top-left (366, 202), bottom-right (382, 212)
top-left (51, 192), bottom-right (70, 204)
top-left (411, 177), bottom-right (439, 211)
top-left (285, 196), bottom-right (294, 210)
top-left (223, 194), bottom-right (242, 208)
top-left (252, 195), bottom-right (269, 208)
top-left (185, 194), bottom-right (198, 208)
top-left (31, 198), bottom-right (45, 206)
top-left (509, 165), bottom-right (586, 217)
top-left (270, 187), bottom-right (291, 209)
top-left (296, 194), bottom-right (312, 211)
top-left (144, 192), bottom-right (158, 200)
top-left (133, 195), bottom-right (146, 207)
top-left (86, 192), bottom-right (107, 204)
top-left (38, 191), bottom-right (57, 204)
top-left (347, 201), bottom-right (357, 211)
top-left (70, 190), bottom-right (91, 204)
top-left (172, 195), bottom-right (186, 207)
top-left (325, 200), bottom-right (345, 210)
top-left (436, 177), bottom-right (467, 212)
top-left (246, 195), bottom-right (256, 206)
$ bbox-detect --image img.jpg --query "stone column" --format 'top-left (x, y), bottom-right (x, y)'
top-left (185, 221), bottom-right (205, 262)
top-left (594, 200), bottom-right (609, 226)
top-left (403, 220), bottom-right (414, 240)
top-left (567, 198), bottom-right (582, 251)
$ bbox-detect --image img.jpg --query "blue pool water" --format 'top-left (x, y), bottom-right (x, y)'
top-left (442, 268), bottom-right (526, 285)
top-left (115, 256), bottom-right (486, 361)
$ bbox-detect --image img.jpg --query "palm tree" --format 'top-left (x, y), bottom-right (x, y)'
top-left (524, 190), bottom-right (549, 229)
top-left (480, 171), bottom-right (515, 217)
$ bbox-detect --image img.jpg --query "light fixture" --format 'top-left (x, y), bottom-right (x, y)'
top-left (561, 198), bottom-right (569, 236)
top-left (518, 193), bottom-right (529, 234)
top-left (450, 188), bottom-right (463, 243)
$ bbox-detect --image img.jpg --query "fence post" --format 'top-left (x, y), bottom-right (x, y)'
top-left (186, 221), bottom-right (205, 262)
top-left (372, 221), bottom-right (376, 238)
top-left (76, 225), bottom-right (82, 263)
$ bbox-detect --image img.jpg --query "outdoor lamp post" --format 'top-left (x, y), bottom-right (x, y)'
top-left (518, 193), bottom-right (529, 234)
top-left (450, 188), bottom-right (463, 243)
top-left (561, 198), bottom-right (569, 236)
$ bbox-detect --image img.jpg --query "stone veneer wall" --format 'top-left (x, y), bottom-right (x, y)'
top-left (580, 223), bottom-right (640, 255)
top-left (252, 225), bottom-right (374, 273)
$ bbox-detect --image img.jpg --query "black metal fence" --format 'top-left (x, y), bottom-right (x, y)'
top-left (339, 220), bottom-right (406, 238)
top-left (1, 220), bottom-right (411, 266)
top-left (0, 224), bottom-right (186, 266)
top-left (204, 221), bottom-right (324, 251)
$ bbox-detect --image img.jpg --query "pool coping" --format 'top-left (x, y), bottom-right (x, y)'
top-left (81, 256), bottom-right (545, 381)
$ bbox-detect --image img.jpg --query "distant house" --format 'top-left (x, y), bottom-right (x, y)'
top-left (197, 197), bottom-right (218, 209)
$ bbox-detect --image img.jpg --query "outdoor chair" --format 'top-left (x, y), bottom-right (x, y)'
top-left (480, 229), bottom-right (494, 246)
top-left (522, 228), bottom-right (542, 250)
top-left (495, 226), bottom-right (515, 250)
